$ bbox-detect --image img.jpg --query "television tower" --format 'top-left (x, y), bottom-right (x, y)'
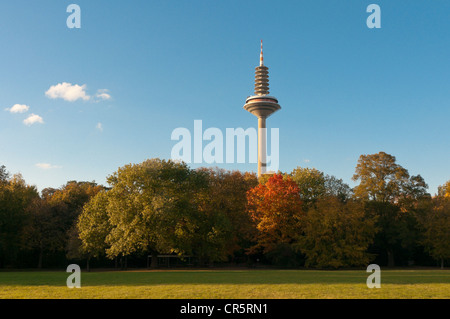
top-left (243, 40), bottom-right (281, 177)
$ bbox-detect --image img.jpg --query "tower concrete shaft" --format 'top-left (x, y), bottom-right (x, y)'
top-left (243, 41), bottom-right (281, 177)
top-left (258, 117), bottom-right (267, 177)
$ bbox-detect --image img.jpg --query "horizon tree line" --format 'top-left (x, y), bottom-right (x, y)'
top-left (0, 151), bottom-right (449, 269)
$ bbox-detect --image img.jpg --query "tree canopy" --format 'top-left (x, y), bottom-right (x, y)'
top-left (296, 197), bottom-right (377, 268)
top-left (247, 174), bottom-right (303, 255)
top-left (0, 154), bottom-right (448, 269)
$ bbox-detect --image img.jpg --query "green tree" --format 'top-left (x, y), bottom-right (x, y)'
top-left (0, 173), bottom-right (39, 267)
top-left (200, 168), bottom-right (258, 259)
top-left (324, 175), bottom-right (353, 202)
top-left (290, 167), bottom-right (326, 206)
top-left (352, 152), bottom-right (429, 266)
top-left (37, 181), bottom-right (104, 266)
top-left (182, 193), bottom-right (233, 266)
top-left (105, 159), bottom-right (208, 267)
top-left (418, 193), bottom-right (450, 268)
top-left (21, 198), bottom-right (68, 268)
top-left (41, 187), bottom-right (57, 200)
top-left (290, 167), bottom-right (352, 207)
top-left (0, 165), bottom-right (8, 183)
top-left (438, 180), bottom-right (450, 198)
top-left (352, 152), bottom-right (428, 203)
top-left (48, 181), bottom-right (104, 220)
top-left (297, 197), bottom-right (377, 268)
top-left (76, 191), bottom-right (112, 271)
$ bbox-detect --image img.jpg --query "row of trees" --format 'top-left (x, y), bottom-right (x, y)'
top-left (0, 165), bottom-right (103, 268)
top-left (1, 152), bottom-right (449, 269)
top-left (248, 153), bottom-right (449, 268)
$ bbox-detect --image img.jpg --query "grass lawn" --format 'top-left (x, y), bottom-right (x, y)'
top-left (0, 269), bottom-right (449, 299)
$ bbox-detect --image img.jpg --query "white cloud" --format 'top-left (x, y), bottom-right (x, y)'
top-left (35, 163), bottom-right (61, 170)
top-left (45, 82), bottom-right (90, 102)
top-left (96, 89), bottom-right (111, 101)
top-left (96, 122), bottom-right (103, 132)
top-left (23, 113), bottom-right (44, 126)
top-left (5, 104), bottom-right (30, 113)
top-left (304, 159), bottom-right (311, 163)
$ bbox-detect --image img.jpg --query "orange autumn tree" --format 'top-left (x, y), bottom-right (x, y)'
top-left (247, 174), bottom-right (303, 257)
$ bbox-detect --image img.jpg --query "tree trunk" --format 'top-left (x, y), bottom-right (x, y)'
top-left (441, 258), bottom-right (444, 270)
top-left (387, 249), bottom-right (395, 267)
top-left (124, 256), bottom-right (127, 270)
top-left (86, 256), bottom-right (90, 272)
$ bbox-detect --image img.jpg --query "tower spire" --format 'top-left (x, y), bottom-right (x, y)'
top-left (260, 39), bottom-right (264, 66)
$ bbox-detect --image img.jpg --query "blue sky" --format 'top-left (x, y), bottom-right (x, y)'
top-left (0, 0), bottom-right (449, 194)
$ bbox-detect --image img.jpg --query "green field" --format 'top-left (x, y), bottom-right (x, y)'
top-left (0, 269), bottom-right (449, 299)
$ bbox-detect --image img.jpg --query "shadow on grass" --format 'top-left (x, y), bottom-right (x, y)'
top-left (0, 269), bottom-right (449, 287)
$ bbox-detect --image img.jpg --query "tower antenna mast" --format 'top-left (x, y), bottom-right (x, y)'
top-left (260, 40), bottom-right (264, 66)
